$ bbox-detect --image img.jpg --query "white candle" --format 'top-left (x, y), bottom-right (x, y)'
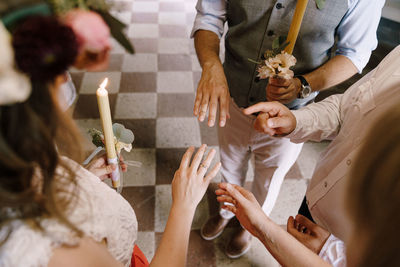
top-left (96, 78), bottom-right (120, 188)
top-left (284, 0), bottom-right (309, 54)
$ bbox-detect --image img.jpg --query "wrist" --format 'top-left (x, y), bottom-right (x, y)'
top-left (202, 59), bottom-right (223, 71)
top-left (171, 201), bottom-right (196, 218)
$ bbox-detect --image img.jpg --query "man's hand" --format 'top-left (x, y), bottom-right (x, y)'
top-left (266, 77), bottom-right (301, 104)
top-left (193, 63), bottom-right (230, 127)
top-left (243, 101), bottom-right (296, 136)
top-left (216, 183), bottom-right (269, 239)
top-left (287, 214), bottom-right (330, 254)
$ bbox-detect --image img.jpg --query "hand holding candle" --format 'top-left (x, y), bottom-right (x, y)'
top-left (96, 78), bottom-right (120, 188)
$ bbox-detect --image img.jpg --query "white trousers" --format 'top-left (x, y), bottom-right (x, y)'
top-left (219, 99), bottom-right (303, 219)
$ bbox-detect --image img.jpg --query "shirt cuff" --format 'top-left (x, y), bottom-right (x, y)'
top-left (285, 110), bottom-right (312, 143)
top-left (190, 14), bottom-right (224, 39)
top-left (190, 24), bottom-right (222, 39)
top-left (335, 51), bottom-right (370, 74)
top-left (318, 234), bottom-right (347, 267)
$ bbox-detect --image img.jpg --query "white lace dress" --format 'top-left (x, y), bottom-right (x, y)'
top-left (0, 157), bottom-right (138, 267)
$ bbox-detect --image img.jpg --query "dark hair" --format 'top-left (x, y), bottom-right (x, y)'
top-left (0, 16), bottom-right (83, 240)
top-left (347, 103), bottom-right (400, 266)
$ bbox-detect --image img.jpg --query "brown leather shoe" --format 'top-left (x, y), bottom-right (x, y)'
top-left (226, 227), bottom-right (252, 258)
top-left (200, 214), bottom-right (230, 241)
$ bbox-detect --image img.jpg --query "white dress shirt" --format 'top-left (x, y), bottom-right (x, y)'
top-left (191, 0), bottom-right (385, 72)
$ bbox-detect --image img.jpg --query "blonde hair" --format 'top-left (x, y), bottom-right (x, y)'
top-left (347, 103), bottom-right (400, 266)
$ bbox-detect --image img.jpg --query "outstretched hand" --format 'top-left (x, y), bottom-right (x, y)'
top-left (243, 101), bottom-right (296, 136)
top-left (172, 145), bottom-right (221, 211)
top-left (216, 183), bottom-right (269, 238)
top-left (193, 64), bottom-right (230, 127)
top-left (287, 214), bottom-right (330, 254)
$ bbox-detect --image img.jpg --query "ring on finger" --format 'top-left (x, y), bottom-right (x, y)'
top-left (200, 163), bottom-right (208, 169)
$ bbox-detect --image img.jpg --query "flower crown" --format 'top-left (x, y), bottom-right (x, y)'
top-left (0, 0), bottom-right (134, 106)
top-left (0, 22), bottom-right (31, 105)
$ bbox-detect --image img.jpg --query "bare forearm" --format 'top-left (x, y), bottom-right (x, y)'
top-left (150, 204), bottom-right (194, 267)
top-left (194, 30), bottom-right (222, 69)
top-left (304, 55), bottom-right (358, 92)
top-left (256, 217), bottom-right (331, 267)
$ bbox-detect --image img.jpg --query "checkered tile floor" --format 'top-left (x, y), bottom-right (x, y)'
top-left (69, 0), bottom-right (390, 265)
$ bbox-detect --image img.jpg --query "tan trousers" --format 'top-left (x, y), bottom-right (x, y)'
top-left (218, 99), bottom-right (303, 219)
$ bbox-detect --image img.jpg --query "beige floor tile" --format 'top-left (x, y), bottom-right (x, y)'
top-left (123, 148), bottom-right (156, 186)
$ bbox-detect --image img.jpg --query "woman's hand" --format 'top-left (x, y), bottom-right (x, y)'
top-left (86, 154), bottom-right (127, 181)
top-left (172, 144), bottom-right (221, 211)
top-left (216, 183), bottom-right (269, 238)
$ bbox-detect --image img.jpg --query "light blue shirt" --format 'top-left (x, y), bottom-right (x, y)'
top-left (191, 0), bottom-right (385, 73)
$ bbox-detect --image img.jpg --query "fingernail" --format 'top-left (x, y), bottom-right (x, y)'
top-left (209, 120), bottom-right (214, 126)
top-left (220, 120), bottom-right (225, 127)
top-left (267, 120), bottom-right (274, 127)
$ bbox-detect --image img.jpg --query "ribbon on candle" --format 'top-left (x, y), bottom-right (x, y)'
top-left (284, 0), bottom-right (309, 54)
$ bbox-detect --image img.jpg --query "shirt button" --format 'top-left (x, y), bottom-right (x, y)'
top-left (346, 159), bottom-right (351, 165)
top-left (276, 3), bottom-right (284, 9)
top-left (267, 30), bottom-right (274, 36)
top-left (324, 181), bottom-right (328, 188)
top-left (306, 200), bottom-right (309, 206)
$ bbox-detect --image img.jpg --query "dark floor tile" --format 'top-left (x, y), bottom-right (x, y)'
top-left (158, 54), bottom-right (192, 71)
top-left (156, 148), bottom-right (187, 184)
top-left (186, 230), bottom-right (216, 267)
top-left (114, 119), bottom-right (156, 148)
top-left (199, 122), bottom-right (219, 146)
top-left (130, 38), bottom-right (158, 53)
top-left (159, 25), bottom-right (187, 38)
top-left (157, 93), bottom-right (195, 117)
top-left (131, 12), bottom-right (158, 23)
top-left (159, 2), bottom-right (185, 11)
top-left (122, 186), bottom-right (155, 231)
top-left (120, 72), bottom-right (157, 92)
top-left (156, 230), bottom-right (217, 267)
top-left (206, 183), bottom-right (220, 216)
top-left (70, 72), bottom-right (84, 93)
top-left (73, 94), bottom-right (117, 119)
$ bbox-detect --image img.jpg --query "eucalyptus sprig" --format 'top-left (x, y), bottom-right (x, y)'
top-left (315, 0), bottom-right (325, 9)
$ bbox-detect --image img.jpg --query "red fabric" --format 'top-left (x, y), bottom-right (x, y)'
top-left (131, 245), bottom-right (149, 267)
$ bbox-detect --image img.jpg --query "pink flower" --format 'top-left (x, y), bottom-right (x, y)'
top-left (63, 9), bottom-right (110, 53)
top-left (63, 9), bottom-right (111, 71)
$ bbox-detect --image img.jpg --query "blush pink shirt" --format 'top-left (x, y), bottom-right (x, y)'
top-left (288, 45), bottom-right (400, 242)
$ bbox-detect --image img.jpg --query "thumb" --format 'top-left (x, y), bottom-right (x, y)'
top-left (95, 164), bottom-right (117, 177)
top-left (267, 116), bottom-right (292, 129)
